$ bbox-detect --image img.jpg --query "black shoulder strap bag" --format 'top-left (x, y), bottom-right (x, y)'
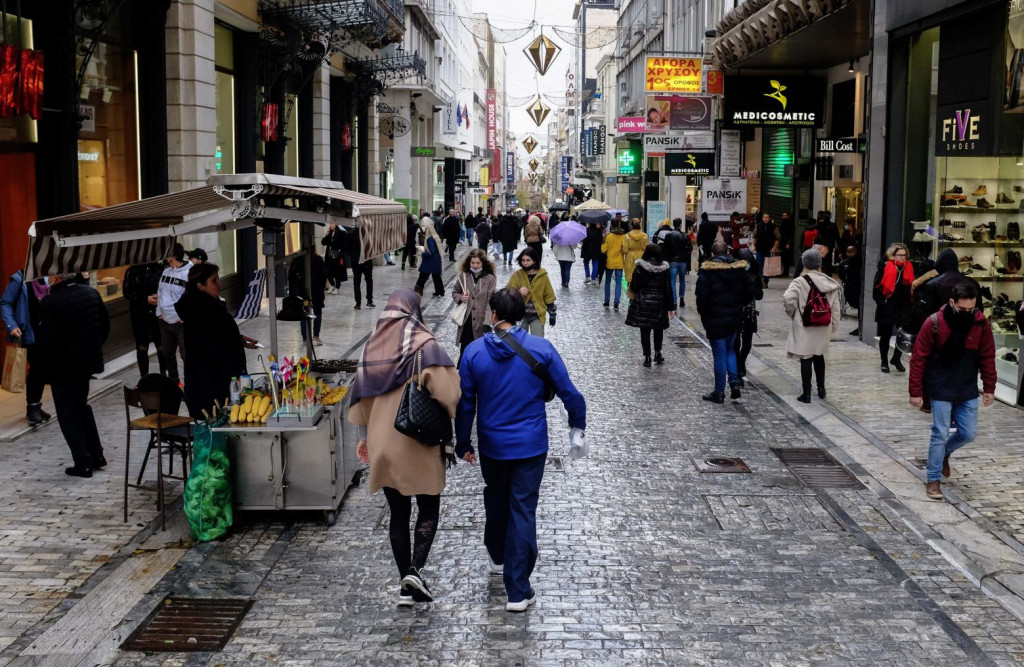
top-left (495, 328), bottom-right (556, 402)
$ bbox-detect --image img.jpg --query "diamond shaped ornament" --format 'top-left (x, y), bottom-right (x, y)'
top-left (522, 135), bottom-right (538, 153)
top-left (526, 98), bottom-right (551, 127)
top-left (528, 158), bottom-right (540, 172)
top-left (524, 33), bottom-right (561, 76)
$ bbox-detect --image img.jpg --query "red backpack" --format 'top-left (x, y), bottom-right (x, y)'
top-left (801, 275), bottom-right (832, 327)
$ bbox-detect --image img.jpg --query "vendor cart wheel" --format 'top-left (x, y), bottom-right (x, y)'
top-left (324, 510), bottom-right (337, 526)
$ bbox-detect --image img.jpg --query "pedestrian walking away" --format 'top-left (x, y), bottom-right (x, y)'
top-left (348, 288), bottom-right (462, 607)
top-left (455, 287), bottom-right (586, 612)
top-left (909, 283), bottom-right (996, 500)
top-left (661, 218), bottom-right (693, 308)
top-left (622, 219), bottom-right (648, 287)
top-left (453, 249), bottom-right (497, 365)
top-left (442, 209), bottom-right (461, 262)
top-left (625, 244), bottom-right (676, 367)
top-left (322, 222), bottom-right (347, 291)
top-left (695, 241), bottom-right (757, 403)
top-left (287, 247), bottom-right (328, 344)
top-left (779, 212), bottom-right (795, 277)
top-left (506, 247), bottom-right (555, 337)
top-left (0, 269), bottom-right (52, 425)
top-left (523, 215), bottom-right (545, 257)
top-left (476, 215), bottom-right (492, 254)
top-left (464, 209), bottom-right (478, 246)
top-left (174, 263), bottom-right (257, 420)
top-left (601, 223), bottom-right (627, 310)
top-left (121, 262), bottom-right (166, 378)
top-left (783, 249), bottom-right (842, 403)
top-left (35, 274), bottom-right (110, 477)
top-left (580, 222), bottom-right (604, 284)
top-left (414, 216), bottom-right (446, 298)
top-left (551, 237), bottom-right (577, 288)
top-left (401, 215), bottom-right (419, 271)
top-left (149, 243), bottom-right (191, 384)
top-left (344, 226), bottom-right (375, 309)
top-left (754, 211), bottom-right (781, 287)
top-left (696, 212), bottom-right (718, 264)
top-left (872, 243), bottom-right (914, 373)
top-left (733, 248), bottom-right (764, 382)
top-left (501, 213), bottom-right (522, 266)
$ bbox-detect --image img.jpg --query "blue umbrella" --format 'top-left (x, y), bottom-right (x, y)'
top-left (576, 209), bottom-right (611, 225)
top-left (550, 220), bottom-right (587, 245)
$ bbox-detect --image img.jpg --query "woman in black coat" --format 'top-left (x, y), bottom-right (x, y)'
top-left (625, 244), bottom-right (676, 367)
top-left (174, 263), bottom-right (256, 419)
top-left (871, 243), bottom-right (915, 373)
top-left (500, 214), bottom-right (522, 266)
top-left (321, 223), bottom-right (346, 292)
top-left (733, 248), bottom-right (765, 383)
top-left (288, 249), bottom-right (328, 344)
top-left (581, 222), bottom-right (604, 284)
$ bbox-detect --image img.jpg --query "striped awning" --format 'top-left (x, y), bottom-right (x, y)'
top-left (26, 174), bottom-right (408, 279)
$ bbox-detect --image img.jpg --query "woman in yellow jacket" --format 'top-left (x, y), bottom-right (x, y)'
top-left (601, 223), bottom-right (627, 310)
top-left (506, 246), bottom-right (556, 336)
top-left (623, 219), bottom-right (649, 286)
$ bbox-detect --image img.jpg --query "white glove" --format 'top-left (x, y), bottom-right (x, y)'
top-left (569, 427), bottom-right (588, 459)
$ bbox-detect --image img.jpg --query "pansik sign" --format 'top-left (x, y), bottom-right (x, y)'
top-left (723, 76), bottom-right (825, 128)
top-left (644, 134), bottom-right (685, 156)
top-left (486, 89), bottom-right (497, 150)
top-left (645, 57), bottom-right (702, 93)
top-left (700, 178), bottom-right (747, 222)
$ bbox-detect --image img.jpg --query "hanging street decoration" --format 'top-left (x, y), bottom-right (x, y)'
top-left (529, 158), bottom-right (540, 172)
top-left (523, 135), bottom-right (538, 153)
top-left (524, 33), bottom-right (561, 76)
top-left (526, 98), bottom-right (551, 127)
top-left (379, 115), bottom-right (411, 139)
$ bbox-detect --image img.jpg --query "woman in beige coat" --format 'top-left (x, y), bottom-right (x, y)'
top-left (349, 288), bottom-right (461, 607)
top-left (453, 248), bottom-right (497, 365)
top-left (783, 248), bottom-right (842, 403)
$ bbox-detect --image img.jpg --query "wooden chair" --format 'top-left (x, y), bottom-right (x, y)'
top-left (123, 386), bottom-right (193, 530)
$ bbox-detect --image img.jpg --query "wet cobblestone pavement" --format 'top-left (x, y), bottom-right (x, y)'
top-left (104, 250), bottom-right (1024, 666)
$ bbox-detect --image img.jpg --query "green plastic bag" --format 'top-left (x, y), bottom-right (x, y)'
top-left (184, 416), bottom-right (233, 541)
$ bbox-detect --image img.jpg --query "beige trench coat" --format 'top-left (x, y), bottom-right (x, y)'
top-left (348, 365), bottom-right (462, 496)
top-left (782, 269), bottom-right (843, 359)
top-left (452, 272), bottom-right (496, 342)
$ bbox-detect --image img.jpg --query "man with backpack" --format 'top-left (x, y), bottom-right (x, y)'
top-left (909, 283), bottom-right (996, 501)
top-left (660, 218), bottom-right (693, 308)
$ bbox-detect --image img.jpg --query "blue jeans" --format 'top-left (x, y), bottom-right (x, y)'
top-left (480, 452), bottom-right (546, 603)
top-left (755, 251), bottom-right (768, 285)
top-left (584, 259), bottom-right (600, 280)
top-left (709, 333), bottom-right (739, 395)
top-left (558, 260), bottom-right (572, 286)
top-left (466, 228), bottom-right (474, 245)
top-left (669, 261), bottom-right (687, 303)
top-left (927, 399), bottom-right (978, 482)
top-left (504, 249), bottom-right (516, 264)
top-left (460, 226), bottom-right (467, 243)
top-left (604, 268), bottom-right (623, 304)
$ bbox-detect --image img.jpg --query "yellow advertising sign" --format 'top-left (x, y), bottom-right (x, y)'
top-left (645, 57), bottom-right (702, 93)
top-left (480, 166), bottom-right (489, 184)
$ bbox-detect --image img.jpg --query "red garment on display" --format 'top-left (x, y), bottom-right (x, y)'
top-left (0, 45), bottom-right (17, 118)
top-left (260, 103), bottom-right (279, 142)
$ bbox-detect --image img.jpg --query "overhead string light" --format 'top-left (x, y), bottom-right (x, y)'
top-left (550, 26), bottom-right (624, 49)
top-left (456, 15), bottom-right (535, 43)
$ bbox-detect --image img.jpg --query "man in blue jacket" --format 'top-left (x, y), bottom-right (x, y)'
top-left (0, 270), bottom-right (51, 425)
top-left (456, 288), bottom-right (586, 612)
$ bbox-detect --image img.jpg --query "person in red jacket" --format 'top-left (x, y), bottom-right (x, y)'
top-left (909, 283), bottom-right (996, 501)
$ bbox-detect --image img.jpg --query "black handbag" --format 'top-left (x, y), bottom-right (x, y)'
top-left (895, 326), bottom-right (917, 354)
top-left (496, 328), bottom-right (556, 402)
top-left (277, 295), bottom-right (306, 321)
top-left (393, 350), bottom-right (453, 447)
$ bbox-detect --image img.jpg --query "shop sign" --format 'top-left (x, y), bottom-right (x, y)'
top-left (719, 129), bottom-right (741, 177)
top-left (722, 76), bottom-right (825, 128)
top-left (561, 156), bottom-right (570, 191)
top-left (480, 167), bottom-right (489, 185)
top-left (700, 178), bottom-right (747, 222)
top-left (486, 89), bottom-right (497, 150)
top-left (644, 170), bottom-right (660, 202)
top-left (442, 102), bottom-right (456, 134)
top-left (705, 69), bottom-right (724, 95)
top-left (616, 175), bottom-right (641, 183)
top-left (617, 145), bottom-right (641, 175)
top-left (816, 137), bottom-right (859, 153)
top-left (606, 176), bottom-right (616, 184)
top-left (617, 116), bottom-right (646, 133)
top-left (643, 96), bottom-right (713, 132)
top-left (492, 148), bottom-right (502, 183)
top-left (80, 105), bottom-right (96, 133)
top-left (645, 56), bottom-right (702, 93)
top-left (467, 180), bottom-right (479, 187)
top-left (506, 151), bottom-right (515, 185)
top-left (411, 146), bottom-right (437, 157)
top-left (595, 125), bottom-right (606, 155)
top-left (665, 151), bottom-right (715, 177)
top-left (936, 103), bottom-right (988, 156)
top-left (647, 201), bottom-right (667, 223)
top-left (644, 134), bottom-right (685, 156)
top-left (682, 131), bottom-right (715, 150)
top-left (469, 187), bottom-right (490, 195)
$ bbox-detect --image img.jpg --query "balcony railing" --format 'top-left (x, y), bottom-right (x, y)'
top-left (259, 0), bottom-right (405, 46)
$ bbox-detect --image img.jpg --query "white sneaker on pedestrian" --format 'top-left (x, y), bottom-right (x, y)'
top-left (584, 278), bottom-right (591, 285)
top-left (505, 590), bottom-right (536, 612)
top-left (313, 336), bottom-right (323, 346)
top-left (398, 586), bottom-right (414, 608)
top-left (489, 558), bottom-right (503, 575)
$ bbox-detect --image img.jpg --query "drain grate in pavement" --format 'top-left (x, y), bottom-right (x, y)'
top-left (702, 494), bottom-right (843, 532)
top-left (693, 456), bottom-right (750, 473)
top-left (121, 597), bottom-right (252, 652)
top-left (771, 448), bottom-right (865, 490)
top-left (752, 343), bottom-right (774, 347)
top-left (669, 335), bottom-right (705, 348)
top-left (546, 456), bottom-right (565, 472)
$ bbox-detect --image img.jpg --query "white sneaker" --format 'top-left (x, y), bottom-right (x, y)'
top-left (489, 558), bottom-right (503, 575)
top-left (505, 590), bottom-right (536, 612)
top-left (313, 337), bottom-right (323, 346)
top-left (398, 586), bottom-right (414, 608)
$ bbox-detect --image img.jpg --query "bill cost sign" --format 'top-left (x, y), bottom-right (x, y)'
top-left (646, 57), bottom-right (702, 93)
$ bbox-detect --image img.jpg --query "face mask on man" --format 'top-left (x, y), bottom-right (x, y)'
top-left (951, 304), bottom-right (975, 323)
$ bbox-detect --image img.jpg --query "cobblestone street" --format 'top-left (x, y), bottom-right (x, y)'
top-left (2, 248), bottom-right (1024, 665)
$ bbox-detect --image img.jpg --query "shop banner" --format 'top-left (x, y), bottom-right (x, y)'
top-left (647, 201), bottom-right (667, 224)
top-left (442, 102), bottom-right (456, 134)
top-left (936, 102), bottom-right (989, 156)
top-left (722, 76), bottom-right (825, 128)
top-left (561, 156), bottom-right (570, 192)
top-left (645, 56), bottom-right (702, 93)
top-left (665, 151), bottom-right (715, 177)
top-left (595, 125), bottom-right (606, 155)
top-left (486, 89), bottom-right (497, 150)
top-left (1007, 0), bottom-right (1024, 112)
top-left (492, 148), bottom-right (502, 183)
top-left (506, 150), bottom-right (515, 185)
top-left (705, 69), bottom-right (724, 95)
top-left (700, 178), bottom-right (747, 222)
top-left (670, 96), bottom-right (713, 130)
top-left (618, 116), bottom-right (646, 133)
top-left (480, 167), bottom-right (489, 186)
top-left (644, 134), bottom-right (685, 156)
top-left (644, 170), bottom-right (661, 205)
top-left (719, 129), bottom-right (742, 177)
top-left (682, 131), bottom-right (715, 150)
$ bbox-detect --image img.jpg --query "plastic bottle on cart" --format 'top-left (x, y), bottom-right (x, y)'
top-left (229, 377), bottom-right (241, 405)
top-left (240, 374), bottom-right (252, 391)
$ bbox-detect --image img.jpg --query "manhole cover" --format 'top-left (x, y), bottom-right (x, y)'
top-left (546, 456), bottom-right (565, 472)
top-left (771, 448), bottom-right (864, 489)
top-left (121, 597), bottom-right (253, 653)
top-left (693, 457), bottom-right (750, 473)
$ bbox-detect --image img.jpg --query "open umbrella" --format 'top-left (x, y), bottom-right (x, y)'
top-left (548, 202), bottom-right (570, 212)
top-left (576, 209), bottom-right (612, 225)
top-left (574, 199), bottom-right (610, 211)
top-left (550, 220), bottom-right (587, 245)
top-left (607, 209), bottom-right (628, 217)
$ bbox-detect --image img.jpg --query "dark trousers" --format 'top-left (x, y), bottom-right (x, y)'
top-left (352, 262), bottom-right (373, 305)
top-left (301, 306), bottom-right (323, 339)
top-left (128, 301), bottom-right (164, 377)
top-left (639, 327), bottom-right (663, 357)
top-left (25, 344), bottom-right (45, 406)
top-left (446, 238), bottom-right (458, 261)
top-left (800, 355), bottom-right (826, 391)
top-left (877, 322), bottom-right (901, 362)
top-left (382, 488), bottom-right (440, 579)
top-left (159, 320), bottom-right (185, 383)
top-left (327, 257), bottom-right (344, 288)
top-left (557, 260), bottom-right (572, 286)
top-left (415, 271), bottom-right (445, 296)
top-left (735, 329), bottom-right (754, 377)
top-left (481, 452), bottom-right (546, 603)
top-left (402, 243), bottom-right (417, 269)
top-left (527, 242), bottom-right (543, 257)
top-left (52, 375), bottom-right (103, 468)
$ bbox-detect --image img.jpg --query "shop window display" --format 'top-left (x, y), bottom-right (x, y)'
top-left (929, 156), bottom-right (1022, 392)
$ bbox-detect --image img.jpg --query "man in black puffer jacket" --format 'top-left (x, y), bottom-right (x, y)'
top-left (35, 274), bottom-right (110, 478)
top-left (695, 242), bottom-right (757, 404)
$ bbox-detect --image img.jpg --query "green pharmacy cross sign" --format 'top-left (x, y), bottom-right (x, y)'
top-left (618, 146), bottom-right (639, 175)
top-left (411, 146), bottom-right (437, 157)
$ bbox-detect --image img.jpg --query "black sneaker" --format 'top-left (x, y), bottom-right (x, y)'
top-left (613, 303), bottom-right (619, 312)
top-left (93, 456), bottom-right (108, 469)
top-left (702, 392), bottom-right (725, 404)
top-left (730, 383), bottom-right (742, 400)
top-left (653, 352), bottom-right (665, 365)
top-left (366, 300), bottom-right (376, 308)
top-left (602, 302), bottom-right (609, 308)
top-left (26, 403), bottom-right (46, 426)
top-left (353, 303), bottom-right (362, 310)
top-left (679, 299), bottom-right (685, 308)
top-left (643, 356), bottom-right (652, 368)
top-left (401, 567), bottom-right (433, 602)
top-left (398, 585), bottom-right (414, 608)
top-left (65, 466), bottom-right (92, 478)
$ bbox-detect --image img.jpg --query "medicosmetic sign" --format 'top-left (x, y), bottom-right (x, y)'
top-left (645, 57), bottom-right (702, 93)
top-left (722, 76), bottom-right (825, 128)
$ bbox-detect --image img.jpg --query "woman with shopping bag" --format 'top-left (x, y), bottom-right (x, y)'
top-left (452, 249), bottom-right (497, 365)
top-left (0, 270), bottom-right (50, 425)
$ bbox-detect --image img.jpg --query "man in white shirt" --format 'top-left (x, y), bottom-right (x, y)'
top-left (147, 243), bottom-right (191, 383)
